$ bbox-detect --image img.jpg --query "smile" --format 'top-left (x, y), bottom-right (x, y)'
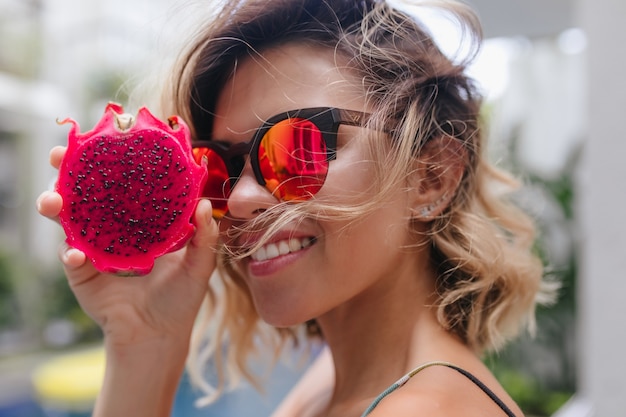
top-left (249, 236), bottom-right (314, 262)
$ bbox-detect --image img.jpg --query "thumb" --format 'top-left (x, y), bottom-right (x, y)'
top-left (183, 199), bottom-right (219, 280)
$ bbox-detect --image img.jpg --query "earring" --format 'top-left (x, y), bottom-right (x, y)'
top-left (413, 193), bottom-right (449, 220)
top-left (418, 204), bottom-right (435, 218)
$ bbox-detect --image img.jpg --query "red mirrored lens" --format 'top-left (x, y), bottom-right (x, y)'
top-left (258, 118), bottom-right (329, 200)
top-left (192, 147), bottom-right (230, 218)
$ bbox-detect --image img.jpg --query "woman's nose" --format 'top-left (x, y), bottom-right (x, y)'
top-left (226, 162), bottom-right (278, 219)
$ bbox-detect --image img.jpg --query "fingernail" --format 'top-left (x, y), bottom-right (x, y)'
top-left (36, 191), bottom-right (49, 212)
top-left (63, 247), bottom-right (79, 263)
top-left (203, 200), bottom-right (214, 225)
top-left (62, 247), bottom-right (71, 263)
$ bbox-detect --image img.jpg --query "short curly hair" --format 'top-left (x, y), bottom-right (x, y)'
top-left (157, 0), bottom-right (550, 404)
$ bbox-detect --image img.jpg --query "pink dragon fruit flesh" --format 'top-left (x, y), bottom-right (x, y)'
top-left (56, 102), bottom-right (207, 275)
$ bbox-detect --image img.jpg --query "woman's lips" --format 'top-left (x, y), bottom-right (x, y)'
top-left (247, 243), bottom-right (314, 277)
top-left (243, 232), bottom-right (317, 277)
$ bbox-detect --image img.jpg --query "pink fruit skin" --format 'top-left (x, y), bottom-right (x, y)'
top-left (56, 102), bottom-right (208, 275)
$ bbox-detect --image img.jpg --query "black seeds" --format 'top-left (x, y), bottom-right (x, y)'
top-left (63, 130), bottom-right (203, 262)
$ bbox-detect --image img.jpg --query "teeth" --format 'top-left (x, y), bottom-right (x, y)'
top-left (250, 237), bottom-right (313, 262)
top-left (288, 238), bottom-right (301, 252)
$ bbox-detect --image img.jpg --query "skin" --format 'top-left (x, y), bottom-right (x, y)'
top-left (37, 43), bottom-right (523, 417)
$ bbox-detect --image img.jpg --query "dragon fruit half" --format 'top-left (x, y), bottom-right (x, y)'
top-left (56, 102), bottom-right (207, 275)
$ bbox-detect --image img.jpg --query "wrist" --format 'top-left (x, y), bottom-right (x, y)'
top-left (93, 336), bottom-right (190, 417)
top-left (105, 334), bottom-right (189, 369)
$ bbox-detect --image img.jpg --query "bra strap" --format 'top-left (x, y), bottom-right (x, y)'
top-left (360, 361), bottom-right (517, 417)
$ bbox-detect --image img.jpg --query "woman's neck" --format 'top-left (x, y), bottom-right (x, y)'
top-left (316, 263), bottom-right (444, 407)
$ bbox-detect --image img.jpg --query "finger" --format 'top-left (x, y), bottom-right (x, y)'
top-left (191, 199), bottom-right (219, 247)
top-left (183, 199), bottom-right (219, 280)
top-left (59, 242), bottom-right (87, 269)
top-left (58, 242), bottom-right (100, 287)
top-left (50, 146), bottom-right (66, 169)
top-left (36, 190), bottom-right (63, 221)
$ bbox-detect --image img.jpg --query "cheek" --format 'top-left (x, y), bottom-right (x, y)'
top-left (317, 139), bottom-right (412, 226)
top-left (318, 147), bottom-right (379, 203)
top-left (316, 203), bottom-right (414, 305)
top-left (343, 202), bottom-right (412, 257)
top-left (316, 140), bottom-right (414, 250)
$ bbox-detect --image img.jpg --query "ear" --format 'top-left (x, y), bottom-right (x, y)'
top-left (408, 136), bottom-right (467, 220)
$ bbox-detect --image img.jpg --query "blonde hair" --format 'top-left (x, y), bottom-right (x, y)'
top-left (159, 0), bottom-right (553, 404)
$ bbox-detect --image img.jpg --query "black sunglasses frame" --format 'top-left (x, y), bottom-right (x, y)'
top-left (192, 107), bottom-right (371, 195)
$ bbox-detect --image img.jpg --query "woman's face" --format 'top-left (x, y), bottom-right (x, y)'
top-left (212, 44), bottom-right (430, 327)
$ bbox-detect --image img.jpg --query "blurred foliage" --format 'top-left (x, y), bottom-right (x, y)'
top-left (487, 259), bottom-right (576, 415)
top-left (0, 251), bottom-right (101, 346)
top-left (485, 128), bottom-right (581, 416)
top-left (493, 366), bottom-right (573, 416)
top-left (0, 250), bottom-right (19, 327)
top-left (40, 269), bottom-right (102, 344)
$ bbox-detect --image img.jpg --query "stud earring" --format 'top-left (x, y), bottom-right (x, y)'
top-left (419, 204), bottom-right (435, 218)
top-left (413, 193), bottom-right (449, 220)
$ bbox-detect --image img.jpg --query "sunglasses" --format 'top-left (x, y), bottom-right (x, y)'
top-left (192, 107), bottom-right (370, 219)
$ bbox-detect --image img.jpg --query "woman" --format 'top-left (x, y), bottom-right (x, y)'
top-left (37, 0), bottom-right (550, 415)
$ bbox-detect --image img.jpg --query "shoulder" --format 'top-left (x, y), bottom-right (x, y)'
top-left (366, 363), bottom-right (522, 417)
